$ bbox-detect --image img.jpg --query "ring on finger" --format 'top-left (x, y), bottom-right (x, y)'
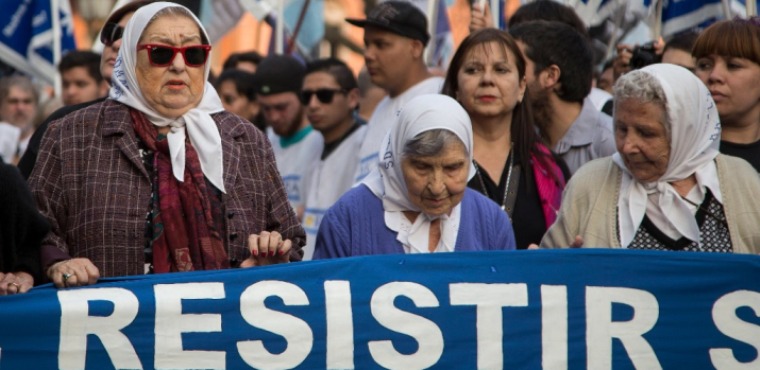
top-left (62, 273), bottom-right (72, 281)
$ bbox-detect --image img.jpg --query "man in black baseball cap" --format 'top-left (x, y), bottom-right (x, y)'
top-left (345, 1), bottom-right (444, 182)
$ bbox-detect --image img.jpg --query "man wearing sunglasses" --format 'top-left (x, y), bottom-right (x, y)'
top-left (346, 1), bottom-right (444, 184)
top-left (18, 0), bottom-right (154, 178)
top-left (255, 54), bottom-right (323, 221)
top-left (300, 58), bottom-right (367, 259)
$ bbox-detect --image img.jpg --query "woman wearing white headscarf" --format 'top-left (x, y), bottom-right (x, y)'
top-left (314, 94), bottom-right (516, 258)
top-left (30, 2), bottom-right (304, 288)
top-left (541, 63), bottom-right (760, 252)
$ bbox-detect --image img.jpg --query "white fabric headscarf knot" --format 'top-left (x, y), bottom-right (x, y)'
top-left (362, 94), bottom-right (476, 253)
top-left (109, 2), bottom-right (226, 192)
top-left (613, 63), bottom-right (721, 247)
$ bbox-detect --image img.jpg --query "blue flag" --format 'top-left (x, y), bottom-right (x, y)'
top-left (283, 0), bottom-right (324, 54)
top-left (0, 0), bottom-right (76, 83)
top-left (660, 0), bottom-right (747, 36)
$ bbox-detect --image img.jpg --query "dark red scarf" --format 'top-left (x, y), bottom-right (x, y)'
top-left (131, 109), bottom-right (229, 273)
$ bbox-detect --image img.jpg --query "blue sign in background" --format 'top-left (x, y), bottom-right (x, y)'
top-left (0, 249), bottom-right (758, 369)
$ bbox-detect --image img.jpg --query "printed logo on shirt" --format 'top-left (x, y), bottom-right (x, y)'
top-left (303, 208), bottom-right (328, 234)
top-left (281, 174), bottom-right (301, 202)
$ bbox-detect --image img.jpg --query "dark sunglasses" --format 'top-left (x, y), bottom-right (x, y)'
top-left (100, 22), bottom-right (124, 46)
top-left (137, 44), bottom-right (211, 67)
top-left (300, 88), bottom-right (347, 105)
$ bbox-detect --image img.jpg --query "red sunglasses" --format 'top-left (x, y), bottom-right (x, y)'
top-left (137, 44), bottom-right (211, 67)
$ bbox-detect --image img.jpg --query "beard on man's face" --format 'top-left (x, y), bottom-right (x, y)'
top-left (529, 86), bottom-right (553, 141)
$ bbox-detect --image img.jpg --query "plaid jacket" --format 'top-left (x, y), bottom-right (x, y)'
top-left (29, 100), bottom-right (304, 277)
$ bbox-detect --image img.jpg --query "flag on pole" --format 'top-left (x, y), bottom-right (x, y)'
top-left (283, 0), bottom-right (324, 54)
top-left (239, 0), bottom-right (323, 56)
top-left (428, 0), bottom-right (454, 68)
top-left (658, 0), bottom-right (747, 37)
top-left (199, 0), bottom-right (245, 44)
top-left (0, 0), bottom-right (76, 83)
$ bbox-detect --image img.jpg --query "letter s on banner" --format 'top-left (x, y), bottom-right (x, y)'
top-left (58, 288), bottom-right (142, 370)
top-left (368, 282), bottom-right (443, 370)
top-left (237, 280), bottom-right (313, 369)
top-left (710, 290), bottom-right (760, 369)
top-left (586, 287), bottom-right (661, 370)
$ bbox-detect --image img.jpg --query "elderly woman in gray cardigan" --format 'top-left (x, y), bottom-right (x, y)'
top-left (541, 64), bottom-right (760, 253)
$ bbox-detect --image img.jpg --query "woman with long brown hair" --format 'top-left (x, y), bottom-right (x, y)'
top-left (442, 29), bottom-right (569, 249)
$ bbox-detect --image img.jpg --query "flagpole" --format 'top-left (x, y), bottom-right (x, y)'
top-left (287, 0), bottom-right (311, 55)
top-left (276, 0), bottom-right (284, 54)
top-left (490, 0), bottom-right (499, 28)
top-left (426, 0), bottom-right (437, 65)
top-left (52, 0), bottom-right (62, 97)
top-left (652, 0), bottom-right (663, 40)
top-left (720, 0), bottom-right (731, 19)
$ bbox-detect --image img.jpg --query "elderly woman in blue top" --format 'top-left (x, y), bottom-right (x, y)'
top-left (314, 94), bottom-right (516, 257)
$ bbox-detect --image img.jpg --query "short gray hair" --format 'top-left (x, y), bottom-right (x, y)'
top-left (613, 69), bottom-right (671, 138)
top-left (403, 129), bottom-right (465, 158)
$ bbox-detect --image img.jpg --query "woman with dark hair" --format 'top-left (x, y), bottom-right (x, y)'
top-left (442, 28), bottom-right (569, 249)
top-left (692, 17), bottom-right (760, 172)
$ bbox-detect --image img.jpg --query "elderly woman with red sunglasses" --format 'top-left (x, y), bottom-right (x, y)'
top-left (29, 2), bottom-right (304, 289)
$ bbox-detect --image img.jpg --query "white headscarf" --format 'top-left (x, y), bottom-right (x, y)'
top-left (109, 2), bottom-right (226, 192)
top-left (613, 63), bottom-right (721, 247)
top-left (362, 94), bottom-right (476, 253)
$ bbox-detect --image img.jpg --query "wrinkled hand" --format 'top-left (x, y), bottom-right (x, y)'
top-left (47, 258), bottom-right (100, 289)
top-left (241, 231), bottom-right (292, 267)
top-left (0, 271), bottom-right (34, 295)
top-left (469, 1), bottom-right (494, 34)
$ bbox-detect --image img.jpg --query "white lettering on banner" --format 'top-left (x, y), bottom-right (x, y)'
top-left (154, 283), bottom-right (226, 369)
top-left (541, 285), bottom-right (568, 370)
top-left (325, 280), bottom-right (354, 369)
top-left (368, 282), bottom-right (444, 370)
top-left (58, 288), bottom-right (142, 370)
top-left (709, 290), bottom-right (760, 369)
top-left (586, 287), bottom-right (662, 370)
top-left (237, 281), bottom-right (313, 369)
top-left (53, 279), bottom-right (760, 368)
top-left (449, 283), bottom-right (528, 369)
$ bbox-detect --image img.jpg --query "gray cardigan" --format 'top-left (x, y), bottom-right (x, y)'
top-left (541, 155), bottom-right (760, 254)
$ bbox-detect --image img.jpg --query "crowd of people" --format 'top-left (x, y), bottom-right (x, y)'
top-left (1, 0), bottom-right (759, 295)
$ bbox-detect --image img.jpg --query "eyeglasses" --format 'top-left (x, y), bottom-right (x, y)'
top-left (100, 22), bottom-right (124, 46)
top-left (137, 44), bottom-right (211, 67)
top-left (300, 88), bottom-right (347, 105)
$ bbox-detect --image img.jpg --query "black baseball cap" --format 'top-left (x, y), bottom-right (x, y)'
top-left (255, 54), bottom-right (305, 96)
top-left (346, 1), bottom-right (430, 46)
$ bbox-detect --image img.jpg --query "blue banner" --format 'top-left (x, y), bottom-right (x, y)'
top-left (0, 250), bottom-right (758, 369)
top-left (0, 0), bottom-right (76, 83)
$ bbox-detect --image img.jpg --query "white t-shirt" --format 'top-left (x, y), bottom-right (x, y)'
top-left (0, 123), bottom-right (20, 164)
top-left (354, 76), bottom-right (444, 182)
top-left (268, 126), bottom-right (324, 216)
top-left (301, 125), bottom-right (367, 259)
